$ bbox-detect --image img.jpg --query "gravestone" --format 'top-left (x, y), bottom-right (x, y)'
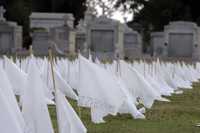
top-left (31, 30), bottom-right (50, 55)
top-left (88, 16), bottom-right (118, 59)
top-left (151, 21), bottom-right (200, 60)
top-left (123, 24), bottom-right (142, 59)
top-left (0, 6), bottom-right (23, 54)
top-left (49, 14), bottom-right (75, 55)
top-left (75, 20), bottom-right (86, 54)
top-left (151, 32), bottom-right (166, 57)
top-left (30, 12), bottom-right (73, 31)
top-left (31, 12), bottom-right (75, 55)
top-left (164, 21), bottom-right (199, 58)
top-left (83, 7), bottom-right (143, 60)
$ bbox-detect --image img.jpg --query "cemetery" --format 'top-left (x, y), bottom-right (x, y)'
top-left (1, 0), bottom-right (200, 133)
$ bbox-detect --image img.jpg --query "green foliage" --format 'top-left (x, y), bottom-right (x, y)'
top-left (115, 0), bottom-right (199, 31)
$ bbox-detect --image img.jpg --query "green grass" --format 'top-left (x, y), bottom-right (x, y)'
top-left (49, 82), bottom-right (200, 133)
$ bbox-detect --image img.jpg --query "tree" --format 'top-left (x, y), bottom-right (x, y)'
top-left (86, 0), bottom-right (117, 18)
top-left (115, 0), bottom-right (200, 31)
top-left (1, 0), bottom-right (32, 48)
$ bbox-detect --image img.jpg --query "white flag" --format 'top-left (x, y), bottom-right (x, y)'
top-left (0, 66), bottom-right (25, 131)
top-left (78, 55), bottom-right (126, 123)
top-left (22, 58), bottom-right (54, 133)
top-left (41, 61), bottom-right (78, 100)
top-left (0, 87), bottom-right (23, 133)
top-left (3, 56), bottom-right (27, 95)
top-left (55, 89), bottom-right (87, 133)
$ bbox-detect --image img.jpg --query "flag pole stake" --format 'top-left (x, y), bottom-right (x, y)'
top-left (48, 47), bottom-right (60, 133)
top-left (78, 49), bottom-right (82, 118)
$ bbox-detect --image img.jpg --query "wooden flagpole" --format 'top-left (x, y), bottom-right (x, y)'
top-left (48, 47), bottom-right (60, 133)
top-left (78, 49), bottom-right (82, 118)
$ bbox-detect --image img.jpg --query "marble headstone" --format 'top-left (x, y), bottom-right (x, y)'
top-left (0, 6), bottom-right (23, 54)
top-left (30, 12), bottom-right (73, 31)
top-left (151, 21), bottom-right (200, 60)
top-left (123, 24), bottom-right (142, 59)
top-left (31, 12), bottom-right (75, 55)
top-left (164, 21), bottom-right (199, 59)
top-left (151, 32), bottom-right (166, 57)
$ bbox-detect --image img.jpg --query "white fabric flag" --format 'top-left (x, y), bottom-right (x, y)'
top-left (24, 56), bottom-right (54, 104)
top-left (102, 64), bottom-right (145, 119)
top-left (55, 89), bottom-right (87, 133)
top-left (54, 68), bottom-right (78, 100)
top-left (3, 56), bottom-right (27, 95)
top-left (22, 58), bottom-right (54, 133)
top-left (0, 66), bottom-right (25, 131)
top-left (0, 87), bottom-right (23, 133)
top-left (120, 60), bottom-right (168, 108)
top-left (41, 61), bottom-right (78, 100)
top-left (78, 55), bottom-right (126, 123)
top-left (116, 77), bottom-right (145, 119)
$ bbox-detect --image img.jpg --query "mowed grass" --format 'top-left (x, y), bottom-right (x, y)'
top-left (49, 82), bottom-right (200, 133)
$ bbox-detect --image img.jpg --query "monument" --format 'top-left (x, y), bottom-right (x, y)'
top-left (123, 24), bottom-right (142, 59)
top-left (0, 6), bottom-right (23, 54)
top-left (75, 6), bottom-right (143, 60)
top-left (30, 12), bottom-right (73, 31)
top-left (75, 20), bottom-right (87, 54)
top-left (151, 32), bottom-right (166, 57)
top-left (151, 21), bottom-right (200, 60)
top-left (31, 12), bottom-right (76, 55)
top-left (49, 14), bottom-right (76, 55)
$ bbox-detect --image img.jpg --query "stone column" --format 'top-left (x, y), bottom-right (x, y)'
top-left (194, 27), bottom-right (200, 60)
top-left (69, 30), bottom-right (76, 55)
top-left (116, 23), bottom-right (124, 59)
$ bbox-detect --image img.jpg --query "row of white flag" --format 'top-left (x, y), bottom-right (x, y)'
top-left (0, 54), bottom-right (200, 133)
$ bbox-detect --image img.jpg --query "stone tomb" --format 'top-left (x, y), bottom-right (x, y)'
top-left (151, 32), bottom-right (166, 57)
top-left (75, 20), bottom-right (87, 54)
top-left (151, 21), bottom-right (200, 59)
top-left (30, 12), bottom-right (73, 31)
top-left (31, 30), bottom-right (49, 55)
top-left (31, 13), bottom-right (76, 55)
top-left (87, 16), bottom-right (119, 59)
top-left (165, 21), bottom-right (199, 58)
top-left (49, 15), bottom-right (75, 55)
top-left (77, 8), bottom-right (142, 60)
top-left (123, 25), bottom-right (142, 59)
top-left (0, 6), bottom-right (22, 54)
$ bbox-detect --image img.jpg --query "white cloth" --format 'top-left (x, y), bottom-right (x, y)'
top-left (55, 89), bottom-right (87, 133)
top-left (0, 87), bottom-right (24, 133)
top-left (3, 56), bottom-right (27, 95)
top-left (78, 55), bottom-right (126, 123)
top-left (120, 61), bottom-right (169, 108)
top-left (22, 58), bottom-right (54, 133)
top-left (41, 61), bottom-right (78, 100)
top-left (0, 66), bottom-right (25, 131)
top-left (117, 77), bottom-right (145, 119)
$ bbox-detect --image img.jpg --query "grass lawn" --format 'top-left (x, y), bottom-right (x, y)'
top-left (49, 82), bottom-right (200, 133)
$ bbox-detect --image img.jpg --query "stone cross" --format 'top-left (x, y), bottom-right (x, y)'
top-left (0, 6), bottom-right (6, 21)
top-left (97, 0), bottom-right (107, 16)
top-left (99, 1), bottom-right (113, 17)
top-left (101, 2), bottom-right (106, 16)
